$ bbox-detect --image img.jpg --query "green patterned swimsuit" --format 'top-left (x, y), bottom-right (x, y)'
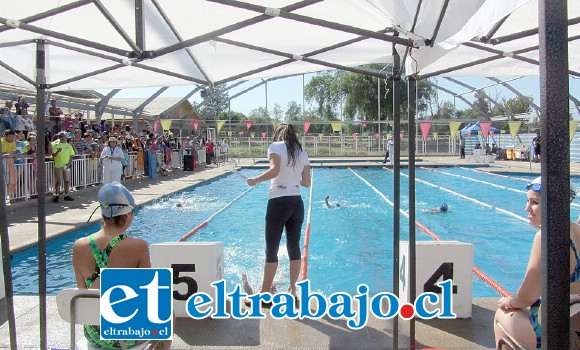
top-left (83, 233), bottom-right (139, 349)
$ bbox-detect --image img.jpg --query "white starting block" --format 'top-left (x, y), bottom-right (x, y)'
top-left (399, 241), bottom-right (473, 318)
top-left (151, 242), bottom-right (224, 317)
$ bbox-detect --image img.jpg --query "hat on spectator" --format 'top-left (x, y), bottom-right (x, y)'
top-left (108, 136), bottom-right (118, 143)
top-left (97, 182), bottom-right (135, 218)
top-left (27, 132), bottom-right (37, 139)
top-left (58, 131), bottom-right (68, 138)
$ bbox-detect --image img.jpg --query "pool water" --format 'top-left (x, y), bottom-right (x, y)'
top-left (11, 167), bottom-right (579, 297)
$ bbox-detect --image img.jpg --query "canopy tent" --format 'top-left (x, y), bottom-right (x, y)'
top-left (0, 0), bottom-right (530, 90)
top-left (459, 121), bottom-right (500, 136)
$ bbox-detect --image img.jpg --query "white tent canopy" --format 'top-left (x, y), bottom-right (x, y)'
top-left (0, 0), bottom-right (536, 90)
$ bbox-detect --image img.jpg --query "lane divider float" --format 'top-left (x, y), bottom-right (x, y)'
top-left (348, 167), bottom-right (512, 298)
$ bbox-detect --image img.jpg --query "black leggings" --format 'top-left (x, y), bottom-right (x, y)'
top-left (264, 195), bottom-right (304, 263)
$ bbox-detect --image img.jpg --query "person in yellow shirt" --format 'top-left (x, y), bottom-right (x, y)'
top-left (52, 131), bottom-right (76, 202)
top-left (1, 129), bottom-right (17, 199)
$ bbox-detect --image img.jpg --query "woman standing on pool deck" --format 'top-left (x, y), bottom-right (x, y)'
top-left (246, 122), bottom-right (311, 300)
top-left (493, 177), bottom-right (580, 349)
top-left (72, 182), bottom-right (171, 349)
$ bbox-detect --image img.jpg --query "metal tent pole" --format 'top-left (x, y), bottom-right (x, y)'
top-left (408, 77), bottom-right (417, 350)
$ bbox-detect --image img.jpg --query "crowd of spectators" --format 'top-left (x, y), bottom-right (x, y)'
top-left (1, 97), bottom-right (220, 204)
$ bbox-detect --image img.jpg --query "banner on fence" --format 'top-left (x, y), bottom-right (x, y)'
top-left (508, 121), bottom-right (522, 140)
top-left (217, 121), bottom-right (226, 132)
top-left (419, 122), bottom-right (432, 142)
top-left (331, 122), bottom-right (342, 132)
top-left (449, 121), bottom-right (462, 138)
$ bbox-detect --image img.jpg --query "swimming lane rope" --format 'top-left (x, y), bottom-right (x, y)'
top-left (385, 167), bottom-right (528, 223)
top-left (177, 178), bottom-right (255, 242)
top-left (300, 168), bottom-right (315, 280)
top-left (348, 167), bottom-right (512, 298)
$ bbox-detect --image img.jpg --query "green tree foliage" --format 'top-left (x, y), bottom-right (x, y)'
top-left (502, 96), bottom-right (532, 115)
top-left (472, 91), bottom-right (491, 120)
top-left (285, 101), bottom-right (302, 121)
top-left (272, 103), bottom-right (283, 121)
top-left (249, 106), bottom-right (269, 121)
top-left (199, 84), bottom-right (229, 118)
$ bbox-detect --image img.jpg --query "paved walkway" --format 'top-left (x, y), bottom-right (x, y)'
top-left (1, 156), bottom-right (578, 349)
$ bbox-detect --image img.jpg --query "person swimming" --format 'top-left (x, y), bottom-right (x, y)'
top-left (324, 195), bottom-right (340, 208)
top-left (422, 203), bottom-right (449, 213)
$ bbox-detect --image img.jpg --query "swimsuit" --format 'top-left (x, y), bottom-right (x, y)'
top-left (83, 233), bottom-right (138, 349)
top-left (529, 239), bottom-right (580, 349)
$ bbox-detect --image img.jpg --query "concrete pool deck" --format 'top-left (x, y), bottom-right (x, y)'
top-left (1, 156), bottom-right (578, 349)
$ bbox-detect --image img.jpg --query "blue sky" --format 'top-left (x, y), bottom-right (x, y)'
top-left (101, 74), bottom-right (580, 119)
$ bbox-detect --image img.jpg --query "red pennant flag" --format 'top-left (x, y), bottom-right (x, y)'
top-left (419, 122), bottom-right (432, 142)
top-left (479, 121), bottom-right (492, 140)
top-left (238, 131), bottom-right (244, 136)
top-left (490, 130), bottom-right (495, 136)
top-left (245, 121), bottom-right (255, 130)
top-left (192, 119), bottom-right (201, 131)
top-left (467, 131), bottom-right (472, 138)
top-left (153, 118), bottom-right (160, 134)
top-left (261, 132), bottom-right (267, 139)
top-left (304, 121), bottom-right (311, 134)
top-left (361, 122), bottom-right (368, 130)
top-left (352, 133), bottom-right (357, 140)
top-left (400, 133), bottom-right (404, 140)
top-left (375, 133), bottom-right (380, 139)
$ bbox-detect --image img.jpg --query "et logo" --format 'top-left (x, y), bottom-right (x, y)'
top-left (100, 268), bottom-right (173, 341)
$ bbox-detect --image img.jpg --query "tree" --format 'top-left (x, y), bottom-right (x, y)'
top-left (503, 96), bottom-right (532, 115)
top-left (304, 72), bottom-right (340, 119)
top-left (285, 101), bottom-right (302, 121)
top-left (248, 106), bottom-right (269, 120)
top-left (472, 91), bottom-right (491, 120)
top-left (199, 84), bottom-right (229, 118)
top-left (272, 103), bottom-right (283, 120)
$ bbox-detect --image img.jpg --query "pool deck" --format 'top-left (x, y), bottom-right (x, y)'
top-left (1, 156), bottom-right (577, 349)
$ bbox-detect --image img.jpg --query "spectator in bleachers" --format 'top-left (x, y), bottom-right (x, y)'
top-left (25, 132), bottom-right (37, 172)
top-left (2, 130), bottom-right (17, 199)
top-left (48, 99), bottom-right (62, 117)
top-left (73, 129), bottom-right (91, 156)
top-left (51, 117), bottom-right (64, 135)
top-left (1, 106), bottom-right (14, 132)
top-left (15, 96), bottom-right (29, 116)
top-left (90, 123), bottom-right (99, 138)
top-left (51, 131), bottom-right (75, 203)
top-left (14, 131), bottom-right (26, 166)
top-left (100, 136), bottom-right (124, 185)
top-left (21, 113), bottom-right (35, 132)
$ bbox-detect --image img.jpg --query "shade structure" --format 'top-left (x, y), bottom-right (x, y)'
top-left (459, 121), bottom-right (500, 136)
top-left (0, 0), bottom-right (533, 90)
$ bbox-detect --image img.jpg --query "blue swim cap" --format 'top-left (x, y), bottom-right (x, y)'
top-left (439, 204), bottom-right (449, 212)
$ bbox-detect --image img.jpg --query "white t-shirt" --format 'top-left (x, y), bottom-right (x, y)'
top-left (100, 146), bottom-right (124, 168)
top-left (267, 141), bottom-right (309, 199)
top-left (220, 142), bottom-right (229, 154)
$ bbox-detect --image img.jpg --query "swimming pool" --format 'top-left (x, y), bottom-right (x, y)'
top-left (11, 167), bottom-right (580, 297)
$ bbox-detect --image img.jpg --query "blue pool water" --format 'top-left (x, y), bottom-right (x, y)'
top-left (11, 167), bottom-right (580, 297)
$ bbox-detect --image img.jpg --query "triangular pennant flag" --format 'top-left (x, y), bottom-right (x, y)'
top-left (432, 132), bottom-right (438, 141)
top-left (153, 118), bottom-right (161, 134)
top-left (238, 131), bottom-right (244, 136)
top-left (467, 131), bottom-right (472, 138)
top-left (352, 133), bottom-right (357, 140)
top-left (508, 121), bottom-right (522, 139)
top-left (319, 133), bottom-right (324, 140)
top-left (375, 133), bottom-right (380, 139)
top-left (217, 121), bottom-right (226, 132)
top-left (246, 120), bottom-right (256, 130)
top-left (361, 122), bottom-right (368, 130)
top-left (250, 132), bottom-right (255, 138)
top-left (160, 119), bottom-right (172, 131)
top-left (192, 119), bottom-right (201, 131)
top-left (386, 133), bottom-right (391, 140)
top-left (571, 121), bottom-right (579, 142)
top-left (419, 122), bottom-right (432, 142)
top-left (400, 133), bottom-right (404, 140)
top-left (478, 131), bottom-right (482, 136)
top-left (304, 121), bottom-right (311, 134)
top-left (449, 121), bottom-right (462, 138)
top-left (227, 131), bottom-right (232, 137)
top-left (261, 131), bottom-right (267, 139)
top-left (479, 121), bottom-right (492, 140)
top-left (490, 130), bottom-right (495, 136)
top-left (331, 122), bottom-right (342, 132)
top-left (501, 130), bottom-right (506, 134)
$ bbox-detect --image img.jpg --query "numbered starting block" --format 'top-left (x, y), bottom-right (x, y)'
top-left (151, 242), bottom-right (224, 317)
top-left (399, 241), bottom-right (474, 318)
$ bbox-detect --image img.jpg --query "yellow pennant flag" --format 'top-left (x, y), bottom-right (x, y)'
top-left (160, 119), bottom-right (172, 131)
top-left (319, 133), bottom-right (324, 140)
top-left (217, 121), bottom-right (226, 132)
top-left (227, 131), bottom-right (233, 137)
top-left (250, 132), bottom-right (255, 138)
top-left (272, 120), bottom-right (281, 129)
top-left (449, 121), bottom-right (462, 138)
top-left (477, 131), bottom-right (482, 136)
top-left (500, 130), bottom-right (506, 134)
top-left (571, 121), bottom-right (579, 141)
top-left (386, 133), bottom-right (391, 140)
top-left (508, 121), bottom-right (522, 139)
top-left (432, 132), bottom-right (438, 141)
top-left (331, 122), bottom-right (342, 132)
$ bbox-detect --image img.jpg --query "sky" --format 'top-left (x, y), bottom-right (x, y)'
top-left (100, 74), bottom-right (580, 120)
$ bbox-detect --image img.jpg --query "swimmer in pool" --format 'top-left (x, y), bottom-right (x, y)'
top-left (422, 203), bottom-right (449, 213)
top-left (325, 195), bottom-right (340, 208)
